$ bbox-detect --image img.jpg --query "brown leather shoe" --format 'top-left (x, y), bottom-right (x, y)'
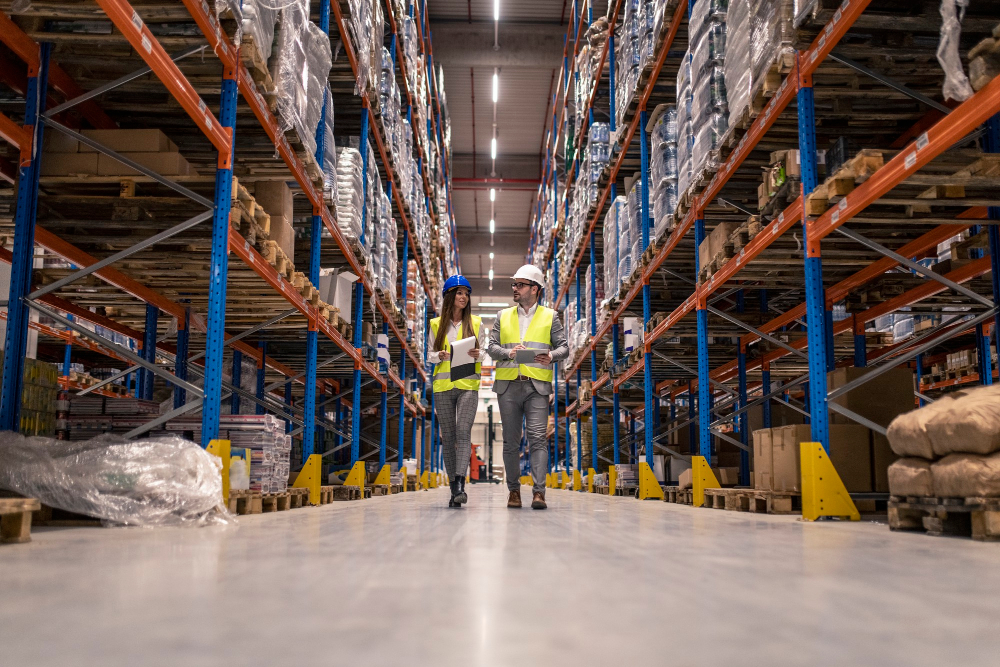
top-left (531, 491), bottom-right (547, 510)
top-left (507, 489), bottom-right (522, 508)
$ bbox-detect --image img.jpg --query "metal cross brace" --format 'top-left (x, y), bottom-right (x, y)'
top-left (45, 45), bottom-right (209, 117)
top-left (651, 350), bottom-right (739, 398)
top-left (837, 226), bottom-right (994, 309)
top-left (829, 308), bottom-right (997, 400)
top-left (28, 302), bottom-right (202, 396)
top-left (707, 305), bottom-right (809, 359)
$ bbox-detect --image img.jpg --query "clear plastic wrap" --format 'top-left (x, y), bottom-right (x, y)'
top-left (937, 0), bottom-right (975, 102)
top-left (273, 0), bottom-right (333, 158)
top-left (0, 433), bottom-right (233, 526)
top-left (336, 146), bottom-right (365, 241)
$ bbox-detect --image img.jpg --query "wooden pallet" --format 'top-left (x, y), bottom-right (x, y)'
top-left (1, 498), bottom-right (42, 544)
top-left (371, 485), bottom-right (391, 497)
top-left (699, 217), bottom-right (767, 283)
top-left (319, 486), bottom-right (334, 504)
top-left (889, 496), bottom-right (1000, 541)
top-left (333, 485), bottom-right (363, 501)
top-left (805, 149), bottom-right (885, 215)
top-left (663, 487), bottom-right (693, 505)
top-left (261, 492), bottom-right (291, 512)
top-left (702, 488), bottom-right (801, 514)
top-left (228, 490), bottom-right (262, 515)
top-left (288, 488), bottom-right (309, 508)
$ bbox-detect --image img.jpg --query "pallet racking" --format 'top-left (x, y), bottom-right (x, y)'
top-left (0, 0), bottom-right (459, 481)
top-left (527, 0), bottom-right (1000, 492)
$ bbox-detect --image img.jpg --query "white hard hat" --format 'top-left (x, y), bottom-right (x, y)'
top-left (512, 264), bottom-right (545, 286)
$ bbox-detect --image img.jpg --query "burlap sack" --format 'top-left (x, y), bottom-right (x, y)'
top-left (886, 393), bottom-right (961, 459)
top-left (887, 457), bottom-right (934, 497)
top-left (931, 451), bottom-right (1000, 498)
top-left (926, 384), bottom-right (1000, 456)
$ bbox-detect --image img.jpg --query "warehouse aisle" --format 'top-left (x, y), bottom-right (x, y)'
top-left (3, 487), bottom-right (1000, 666)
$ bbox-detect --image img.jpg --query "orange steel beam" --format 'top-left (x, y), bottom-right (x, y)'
top-left (0, 111), bottom-right (30, 152)
top-left (540, 0), bottom-right (625, 256)
top-left (91, 0), bottom-right (229, 154)
top-left (555, 0), bottom-right (873, 307)
top-left (9, 231), bottom-right (312, 385)
top-left (181, 0), bottom-right (430, 379)
top-left (812, 73), bottom-right (1000, 241)
top-left (557, 6), bottom-right (686, 306)
top-left (0, 12), bottom-right (117, 130)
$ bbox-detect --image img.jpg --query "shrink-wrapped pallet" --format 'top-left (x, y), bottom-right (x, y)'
top-left (272, 0), bottom-right (332, 158)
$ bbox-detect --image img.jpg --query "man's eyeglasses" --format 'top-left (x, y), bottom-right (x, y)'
top-left (511, 282), bottom-right (533, 290)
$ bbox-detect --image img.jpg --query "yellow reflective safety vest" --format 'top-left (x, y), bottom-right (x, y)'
top-left (429, 315), bottom-right (482, 392)
top-left (494, 306), bottom-right (554, 383)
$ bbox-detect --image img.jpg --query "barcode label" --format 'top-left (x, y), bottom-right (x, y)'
top-left (141, 35), bottom-right (152, 53)
top-left (905, 152), bottom-right (917, 169)
top-left (916, 132), bottom-right (929, 151)
top-left (131, 11), bottom-right (143, 31)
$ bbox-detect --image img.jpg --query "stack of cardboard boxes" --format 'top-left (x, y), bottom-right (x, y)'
top-left (752, 367), bottom-right (913, 494)
top-left (43, 129), bottom-right (196, 178)
top-left (253, 181), bottom-right (295, 262)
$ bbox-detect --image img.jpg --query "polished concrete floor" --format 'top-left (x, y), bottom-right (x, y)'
top-left (3, 484), bottom-right (1000, 666)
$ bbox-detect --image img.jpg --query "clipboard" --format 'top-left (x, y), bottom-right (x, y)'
top-left (449, 336), bottom-right (479, 381)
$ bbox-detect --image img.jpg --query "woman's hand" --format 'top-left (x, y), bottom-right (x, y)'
top-left (469, 347), bottom-right (480, 360)
top-left (438, 351), bottom-right (450, 361)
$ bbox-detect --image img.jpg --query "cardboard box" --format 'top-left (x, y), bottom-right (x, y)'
top-left (678, 467), bottom-right (692, 490)
top-left (758, 181), bottom-right (770, 209)
top-left (827, 367), bottom-right (916, 430)
top-left (80, 128), bottom-right (177, 153)
top-left (752, 428), bottom-right (773, 490)
top-left (43, 132), bottom-right (81, 154)
top-left (269, 214), bottom-right (295, 261)
top-left (97, 152), bottom-right (193, 176)
top-left (765, 424), bottom-right (872, 493)
top-left (717, 467), bottom-right (740, 486)
top-left (697, 221), bottom-right (740, 272)
top-left (669, 455), bottom-right (690, 483)
top-left (327, 269), bottom-right (359, 323)
top-left (40, 153), bottom-right (99, 176)
top-left (254, 180), bottom-right (294, 222)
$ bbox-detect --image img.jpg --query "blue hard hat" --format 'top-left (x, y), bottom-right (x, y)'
top-left (443, 275), bottom-right (472, 295)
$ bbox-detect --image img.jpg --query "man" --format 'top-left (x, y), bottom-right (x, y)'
top-left (487, 264), bottom-right (569, 510)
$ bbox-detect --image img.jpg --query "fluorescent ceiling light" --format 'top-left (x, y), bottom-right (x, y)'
top-left (489, 219), bottom-right (495, 233)
top-left (490, 137), bottom-right (497, 159)
top-left (494, 0), bottom-right (499, 21)
top-left (481, 313), bottom-right (497, 318)
top-left (489, 252), bottom-right (494, 259)
top-left (488, 269), bottom-right (494, 280)
top-left (490, 188), bottom-right (496, 201)
top-left (478, 302), bottom-right (509, 307)
top-left (492, 72), bottom-right (498, 102)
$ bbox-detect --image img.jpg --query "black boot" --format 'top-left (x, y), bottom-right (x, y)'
top-left (448, 478), bottom-right (462, 508)
top-left (455, 475), bottom-right (468, 505)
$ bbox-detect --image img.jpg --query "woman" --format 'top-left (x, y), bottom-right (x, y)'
top-left (428, 275), bottom-right (486, 508)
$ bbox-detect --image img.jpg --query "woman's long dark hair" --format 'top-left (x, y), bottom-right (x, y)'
top-left (434, 287), bottom-right (473, 352)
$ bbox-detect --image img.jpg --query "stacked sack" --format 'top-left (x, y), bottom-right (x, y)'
top-left (887, 385), bottom-right (1000, 498)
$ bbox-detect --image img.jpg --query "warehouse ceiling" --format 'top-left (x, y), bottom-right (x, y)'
top-left (430, 0), bottom-right (569, 310)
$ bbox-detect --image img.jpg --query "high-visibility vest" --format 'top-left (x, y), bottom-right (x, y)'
top-left (429, 315), bottom-right (482, 393)
top-left (494, 306), bottom-right (554, 383)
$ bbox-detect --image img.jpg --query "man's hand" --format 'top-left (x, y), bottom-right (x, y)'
top-left (438, 351), bottom-right (450, 361)
top-left (509, 344), bottom-right (525, 359)
top-left (534, 353), bottom-right (552, 365)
